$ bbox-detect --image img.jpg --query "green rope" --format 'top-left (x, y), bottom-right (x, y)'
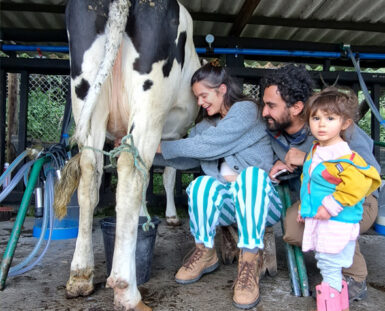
top-left (83, 133), bottom-right (154, 231)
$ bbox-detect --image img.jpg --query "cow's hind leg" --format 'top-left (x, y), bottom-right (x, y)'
top-left (66, 105), bottom-right (107, 298)
top-left (106, 152), bottom-right (151, 311)
top-left (66, 148), bottom-right (102, 297)
top-left (163, 166), bottom-right (181, 226)
top-left (106, 103), bottom-right (167, 310)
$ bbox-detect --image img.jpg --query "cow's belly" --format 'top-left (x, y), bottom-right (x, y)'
top-left (103, 24), bottom-right (199, 142)
top-left (106, 97), bottom-right (197, 141)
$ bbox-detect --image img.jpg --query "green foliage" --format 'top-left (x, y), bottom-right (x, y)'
top-left (357, 91), bottom-right (385, 142)
top-left (153, 173), bottom-right (164, 194)
top-left (182, 173), bottom-right (194, 187)
top-left (27, 75), bottom-right (67, 143)
top-left (152, 172), bottom-right (195, 194)
top-left (358, 107), bottom-right (385, 142)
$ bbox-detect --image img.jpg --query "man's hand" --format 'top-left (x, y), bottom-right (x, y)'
top-left (269, 160), bottom-right (289, 183)
top-left (314, 205), bottom-right (331, 220)
top-left (284, 147), bottom-right (306, 171)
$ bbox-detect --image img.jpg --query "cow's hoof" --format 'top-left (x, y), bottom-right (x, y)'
top-left (166, 216), bottom-right (181, 226)
top-left (65, 269), bottom-right (94, 298)
top-left (114, 300), bottom-right (151, 311)
top-left (133, 300), bottom-right (152, 311)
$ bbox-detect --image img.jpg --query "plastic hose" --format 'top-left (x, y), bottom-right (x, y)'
top-left (8, 168), bottom-right (51, 274)
top-left (0, 161), bottom-right (34, 203)
top-left (0, 150), bottom-right (29, 186)
top-left (0, 157), bottom-right (49, 290)
top-left (9, 169), bottom-right (55, 276)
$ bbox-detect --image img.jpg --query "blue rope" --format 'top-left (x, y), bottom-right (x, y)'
top-left (83, 133), bottom-right (154, 231)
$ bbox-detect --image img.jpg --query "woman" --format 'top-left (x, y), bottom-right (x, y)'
top-left (156, 63), bottom-right (282, 309)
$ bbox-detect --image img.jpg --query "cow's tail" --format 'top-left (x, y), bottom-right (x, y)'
top-left (54, 153), bottom-right (81, 219)
top-left (74, 0), bottom-right (130, 145)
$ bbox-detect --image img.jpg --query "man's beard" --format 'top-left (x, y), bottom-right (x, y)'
top-left (264, 115), bottom-right (292, 132)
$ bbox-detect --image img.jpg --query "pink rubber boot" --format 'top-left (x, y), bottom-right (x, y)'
top-left (316, 282), bottom-right (341, 311)
top-left (340, 280), bottom-right (349, 311)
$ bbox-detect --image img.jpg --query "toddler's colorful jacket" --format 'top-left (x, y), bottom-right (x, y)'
top-left (299, 142), bottom-right (381, 223)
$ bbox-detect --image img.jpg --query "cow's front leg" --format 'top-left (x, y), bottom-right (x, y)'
top-left (107, 152), bottom-right (151, 311)
top-left (163, 166), bottom-right (181, 226)
top-left (66, 148), bottom-right (103, 298)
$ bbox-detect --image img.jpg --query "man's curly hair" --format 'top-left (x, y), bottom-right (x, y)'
top-left (260, 64), bottom-right (315, 114)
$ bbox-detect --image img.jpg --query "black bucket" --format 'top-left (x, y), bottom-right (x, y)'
top-left (100, 216), bottom-right (161, 285)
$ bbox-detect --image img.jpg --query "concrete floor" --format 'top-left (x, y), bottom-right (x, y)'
top-left (0, 216), bottom-right (384, 311)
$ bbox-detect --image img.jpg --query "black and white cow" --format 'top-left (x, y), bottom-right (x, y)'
top-left (56, 1), bottom-right (200, 310)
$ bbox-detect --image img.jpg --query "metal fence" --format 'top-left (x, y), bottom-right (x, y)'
top-left (5, 73), bottom-right (70, 159)
top-left (27, 74), bottom-right (70, 145)
top-left (243, 83), bottom-right (259, 100)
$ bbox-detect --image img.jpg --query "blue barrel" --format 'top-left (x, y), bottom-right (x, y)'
top-left (33, 193), bottom-right (79, 240)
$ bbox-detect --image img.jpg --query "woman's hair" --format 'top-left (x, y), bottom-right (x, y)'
top-left (191, 63), bottom-right (256, 120)
top-left (305, 86), bottom-right (358, 139)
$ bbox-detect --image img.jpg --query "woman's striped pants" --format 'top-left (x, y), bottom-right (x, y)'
top-left (186, 166), bottom-right (282, 250)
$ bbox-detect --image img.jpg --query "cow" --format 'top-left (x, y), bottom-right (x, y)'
top-left (54, 0), bottom-right (200, 310)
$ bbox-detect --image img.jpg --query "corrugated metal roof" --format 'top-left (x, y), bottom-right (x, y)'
top-left (179, 0), bottom-right (385, 46)
top-left (1, 0), bottom-right (385, 48)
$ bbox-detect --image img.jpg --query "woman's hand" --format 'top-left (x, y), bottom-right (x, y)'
top-left (224, 175), bottom-right (238, 182)
top-left (156, 143), bottom-right (162, 154)
top-left (314, 205), bottom-right (331, 220)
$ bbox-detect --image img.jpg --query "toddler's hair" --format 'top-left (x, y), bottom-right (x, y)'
top-left (305, 86), bottom-right (358, 139)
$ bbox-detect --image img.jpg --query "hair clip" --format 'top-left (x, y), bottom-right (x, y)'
top-left (209, 58), bottom-right (221, 67)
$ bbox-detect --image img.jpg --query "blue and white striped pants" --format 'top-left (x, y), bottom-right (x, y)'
top-left (186, 166), bottom-right (282, 250)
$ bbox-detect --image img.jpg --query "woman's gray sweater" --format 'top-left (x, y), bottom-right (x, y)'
top-left (156, 100), bottom-right (273, 183)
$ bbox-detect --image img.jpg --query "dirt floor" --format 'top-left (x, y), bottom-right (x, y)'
top-left (1, 216), bottom-right (384, 311)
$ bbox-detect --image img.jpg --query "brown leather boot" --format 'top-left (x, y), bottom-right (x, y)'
top-left (233, 250), bottom-right (261, 309)
top-left (175, 244), bottom-right (219, 284)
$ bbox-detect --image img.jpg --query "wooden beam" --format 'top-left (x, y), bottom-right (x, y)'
top-left (0, 2), bottom-right (65, 14)
top-left (230, 0), bottom-right (262, 37)
top-left (0, 70), bottom-right (6, 171)
top-left (1, 28), bottom-right (68, 43)
top-left (190, 12), bottom-right (235, 23)
top-left (0, 57), bottom-right (70, 75)
top-left (17, 71), bottom-right (28, 157)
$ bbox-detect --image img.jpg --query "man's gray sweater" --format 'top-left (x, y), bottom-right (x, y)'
top-left (156, 101), bottom-right (273, 184)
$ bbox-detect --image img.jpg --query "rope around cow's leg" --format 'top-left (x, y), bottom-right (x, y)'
top-left (82, 133), bottom-right (154, 231)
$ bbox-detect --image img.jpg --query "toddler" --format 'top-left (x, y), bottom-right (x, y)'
top-left (298, 87), bottom-right (381, 311)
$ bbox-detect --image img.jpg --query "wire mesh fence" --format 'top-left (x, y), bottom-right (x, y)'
top-left (243, 83), bottom-right (260, 100)
top-left (27, 74), bottom-right (70, 145)
top-left (5, 73), bottom-right (70, 160)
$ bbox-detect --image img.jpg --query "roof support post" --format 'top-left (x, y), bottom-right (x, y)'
top-left (0, 70), bottom-right (6, 171)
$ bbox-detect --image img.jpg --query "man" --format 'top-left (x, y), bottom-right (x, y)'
top-left (260, 64), bottom-right (380, 302)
